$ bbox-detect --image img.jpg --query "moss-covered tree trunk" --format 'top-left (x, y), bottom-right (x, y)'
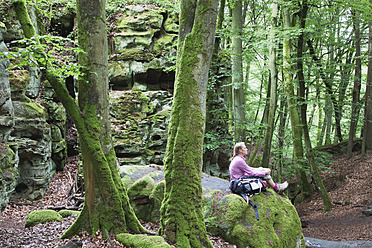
top-left (159, 0), bottom-right (219, 247)
top-left (13, 0), bottom-right (146, 238)
top-left (282, 4), bottom-right (312, 199)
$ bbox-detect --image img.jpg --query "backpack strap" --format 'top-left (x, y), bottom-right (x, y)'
top-left (249, 199), bottom-right (259, 221)
top-left (240, 193), bottom-right (260, 221)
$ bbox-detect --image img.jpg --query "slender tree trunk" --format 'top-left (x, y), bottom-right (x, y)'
top-left (276, 91), bottom-right (288, 183)
top-left (296, 0), bottom-right (331, 212)
top-left (13, 0), bottom-right (146, 239)
top-left (347, 10), bottom-right (362, 159)
top-left (363, 0), bottom-right (372, 153)
top-left (159, 0), bottom-right (219, 246)
top-left (324, 99), bottom-right (333, 145)
top-left (282, 5), bottom-right (312, 199)
top-left (231, 0), bottom-right (246, 142)
top-left (316, 106), bottom-right (323, 147)
top-left (307, 40), bottom-right (342, 143)
top-left (213, 0), bottom-right (226, 56)
top-left (206, 0), bottom-right (227, 139)
top-left (262, 2), bottom-right (278, 168)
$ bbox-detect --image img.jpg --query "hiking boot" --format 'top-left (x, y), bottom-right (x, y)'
top-left (276, 181), bottom-right (289, 194)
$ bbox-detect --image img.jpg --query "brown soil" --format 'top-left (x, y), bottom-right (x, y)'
top-left (0, 150), bottom-right (371, 247)
top-left (296, 150), bottom-right (372, 241)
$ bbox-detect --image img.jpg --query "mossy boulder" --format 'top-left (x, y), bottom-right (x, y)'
top-left (116, 233), bottom-right (171, 248)
top-left (25, 209), bottom-right (63, 228)
top-left (205, 190), bottom-right (304, 248)
top-left (58, 209), bottom-right (80, 218)
top-left (121, 165), bottom-right (305, 248)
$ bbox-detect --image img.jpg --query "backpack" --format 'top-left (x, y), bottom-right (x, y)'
top-left (229, 177), bottom-right (267, 220)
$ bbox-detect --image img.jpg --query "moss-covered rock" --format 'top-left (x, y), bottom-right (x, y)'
top-left (111, 90), bottom-right (172, 166)
top-left (120, 165), bottom-right (305, 248)
top-left (0, 144), bottom-right (18, 212)
top-left (212, 190), bottom-right (304, 248)
top-left (58, 209), bottom-right (80, 218)
top-left (116, 233), bottom-right (171, 248)
top-left (25, 209), bottom-right (63, 228)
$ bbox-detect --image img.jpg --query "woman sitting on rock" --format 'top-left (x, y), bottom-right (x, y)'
top-left (229, 142), bottom-right (289, 193)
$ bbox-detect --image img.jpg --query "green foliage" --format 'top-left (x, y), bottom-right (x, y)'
top-left (203, 130), bottom-right (233, 152)
top-left (313, 150), bottom-right (334, 173)
top-left (2, 35), bottom-right (83, 79)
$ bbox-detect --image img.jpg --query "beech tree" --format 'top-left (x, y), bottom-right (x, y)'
top-left (231, 0), bottom-right (246, 142)
top-left (158, 0), bottom-right (219, 246)
top-left (261, 1), bottom-right (278, 169)
top-left (347, 8), bottom-right (362, 159)
top-left (296, 0), bottom-right (331, 212)
top-left (13, 0), bottom-right (146, 238)
top-left (363, 0), bottom-right (372, 153)
top-left (282, 2), bottom-right (312, 198)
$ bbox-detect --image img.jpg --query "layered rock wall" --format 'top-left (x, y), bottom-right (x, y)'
top-left (0, 22), bottom-right (18, 211)
top-left (1, 5), bottom-right (67, 201)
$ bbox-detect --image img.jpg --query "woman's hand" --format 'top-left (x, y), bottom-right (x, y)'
top-left (265, 168), bottom-right (271, 175)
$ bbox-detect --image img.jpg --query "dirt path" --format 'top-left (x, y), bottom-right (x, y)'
top-left (296, 150), bottom-right (372, 242)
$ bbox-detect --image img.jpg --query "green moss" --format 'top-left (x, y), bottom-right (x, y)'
top-left (0, 21), bottom-right (6, 31)
top-left (0, 145), bottom-right (17, 170)
top-left (113, 48), bottom-right (155, 61)
top-left (117, 233), bottom-right (171, 248)
top-left (59, 210), bottom-right (80, 218)
top-left (213, 190), bottom-right (305, 248)
top-left (22, 98), bottom-right (45, 118)
top-left (128, 174), bottom-right (154, 198)
top-left (9, 69), bottom-right (30, 90)
top-left (117, 6), bottom-right (164, 30)
top-left (163, 12), bottom-right (179, 33)
top-left (25, 210), bottom-right (63, 228)
top-left (153, 33), bottom-right (177, 54)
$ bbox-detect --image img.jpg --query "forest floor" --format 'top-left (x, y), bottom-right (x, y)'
top-left (0, 150), bottom-right (371, 247)
top-left (296, 149), bottom-right (372, 242)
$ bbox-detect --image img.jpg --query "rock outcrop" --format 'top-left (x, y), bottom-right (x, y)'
top-left (1, 5), bottom-right (68, 201)
top-left (0, 22), bottom-right (18, 211)
top-left (111, 89), bottom-right (172, 166)
top-left (108, 5), bottom-right (178, 91)
top-left (120, 165), bottom-right (305, 248)
top-left (0, 2), bottom-right (232, 204)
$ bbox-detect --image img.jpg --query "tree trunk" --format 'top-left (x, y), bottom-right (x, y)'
top-left (276, 90), bottom-right (288, 183)
top-left (13, 0), bottom-right (146, 239)
top-left (231, 0), bottom-right (246, 142)
top-left (324, 98), bottom-right (333, 145)
top-left (347, 10), bottom-right (362, 159)
top-left (363, 0), bottom-right (372, 153)
top-left (159, 0), bottom-right (219, 246)
top-left (307, 40), bottom-right (342, 143)
top-left (282, 4), bottom-right (312, 199)
top-left (296, 0), bottom-right (331, 212)
top-left (262, 2), bottom-right (278, 168)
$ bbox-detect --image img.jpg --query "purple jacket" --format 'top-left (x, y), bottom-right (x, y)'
top-left (229, 154), bottom-right (266, 181)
